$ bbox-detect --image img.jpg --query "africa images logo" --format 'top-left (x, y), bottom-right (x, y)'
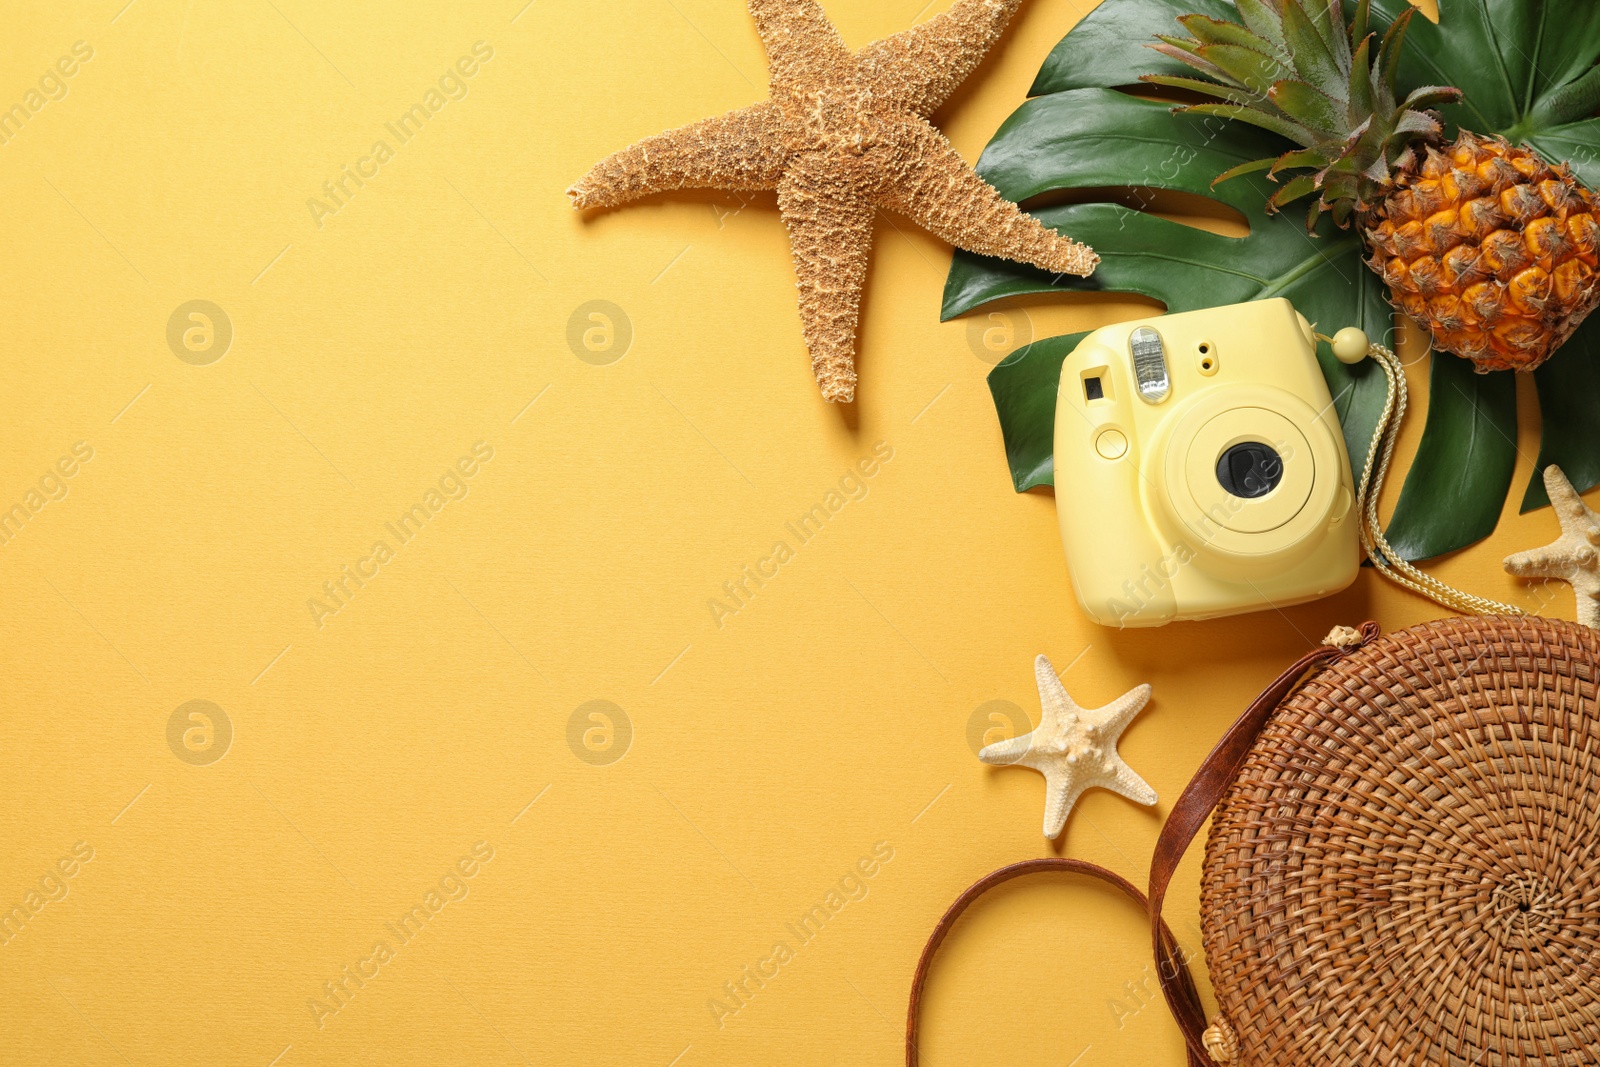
top-left (306, 42), bottom-right (495, 229)
top-left (707, 441), bottom-right (893, 629)
top-left (0, 441), bottom-right (93, 548)
top-left (0, 842), bottom-right (94, 947)
top-left (0, 40), bottom-right (93, 148)
top-left (307, 841), bottom-right (495, 1030)
top-left (307, 442), bottom-right (494, 629)
top-left (707, 840), bottom-right (894, 1029)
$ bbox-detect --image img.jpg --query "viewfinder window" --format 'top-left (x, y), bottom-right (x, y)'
top-left (1084, 376), bottom-right (1105, 401)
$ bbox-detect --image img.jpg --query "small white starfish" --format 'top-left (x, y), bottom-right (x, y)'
top-left (979, 655), bottom-right (1157, 838)
top-left (1505, 465), bottom-right (1600, 629)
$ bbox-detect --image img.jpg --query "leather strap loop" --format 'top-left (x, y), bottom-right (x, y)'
top-left (906, 622), bottom-right (1381, 1067)
top-left (905, 858), bottom-right (1208, 1067)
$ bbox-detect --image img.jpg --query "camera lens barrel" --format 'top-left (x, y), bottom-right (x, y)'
top-left (1215, 442), bottom-right (1284, 500)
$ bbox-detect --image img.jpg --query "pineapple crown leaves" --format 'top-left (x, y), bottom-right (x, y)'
top-left (1141, 0), bottom-right (1464, 229)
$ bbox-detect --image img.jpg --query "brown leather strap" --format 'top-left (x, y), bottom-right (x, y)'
top-left (905, 858), bottom-right (1209, 1067)
top-left (1148, 620), bottom-right (1380, 1064)
top-left (906, 622), bottom-right (1381, 1067)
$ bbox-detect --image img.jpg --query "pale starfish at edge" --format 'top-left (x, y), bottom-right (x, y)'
top-left (1505, 465), bottom-right (1600, 629)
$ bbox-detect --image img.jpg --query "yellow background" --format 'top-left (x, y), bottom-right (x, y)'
top-left (0, 0), bottom-right (1577, 1064)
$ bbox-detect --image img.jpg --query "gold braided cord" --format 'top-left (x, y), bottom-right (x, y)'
top-left (1352, 341), bottom-right (1524, 617)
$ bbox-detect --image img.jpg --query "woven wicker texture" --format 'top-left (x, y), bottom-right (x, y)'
top-left (1201, 615), bottom-right (1600, 1067)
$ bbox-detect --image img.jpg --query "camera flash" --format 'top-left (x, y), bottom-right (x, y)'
top-left (1128, 327), bottom-right (1170, 402)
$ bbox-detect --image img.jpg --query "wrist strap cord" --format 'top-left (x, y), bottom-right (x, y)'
top-left (1325, 333), bottom-right (1524, 618)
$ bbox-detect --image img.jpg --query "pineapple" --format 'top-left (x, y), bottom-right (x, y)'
top-left (1146, 0), bottom-right (1600, 372)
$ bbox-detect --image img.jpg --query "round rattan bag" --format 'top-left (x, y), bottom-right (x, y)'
top-left (1196, 615), bottom-right (1600, 1067)
top-left (906, 615), bottom-right (1600, 1067)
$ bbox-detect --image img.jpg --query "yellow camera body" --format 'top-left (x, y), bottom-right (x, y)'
top-left (1053, 298), bottom-right (1359, 627)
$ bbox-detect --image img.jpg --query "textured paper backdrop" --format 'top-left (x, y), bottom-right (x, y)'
top-left (0, 0), bottom-right (1574, 1064)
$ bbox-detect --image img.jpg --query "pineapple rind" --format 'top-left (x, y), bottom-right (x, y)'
top-left (1147, 0), bottom-right (1600, 370)
top-left (1366, 134), bottom-right (1600, 372)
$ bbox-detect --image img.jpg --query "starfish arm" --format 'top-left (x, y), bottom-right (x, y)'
top-left (1504, 542), bottom-right (1580, 580)
top-left (1033, 655), bottom-right (1076, 725)
top-left (1095, 684), bottom-right (1153, 738)
top-left (1041, 772), bottom-right (1085, 839)
top-left (1575, 587), bottom-right (1600, 630)
top-left (978, 731), bottom-right (1035, 766)
top-left (1543, 465), bottom-right (1600, 534)
top-left (748, 0), bottom-right (850, 91)
top-left (776, 155), bottom-right (876, 402)
top-left (1103, 761), bottom-right (1159, 807)
top-left (568, 103), bottom-right (788, 209)
top-left (877, 120), bottom-right (1098, 276)
top-left (857, 0), bottom-right (1024, 116)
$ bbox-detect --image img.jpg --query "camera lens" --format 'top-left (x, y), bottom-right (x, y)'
top-left (1216, 442), bottom-right (1283, 499)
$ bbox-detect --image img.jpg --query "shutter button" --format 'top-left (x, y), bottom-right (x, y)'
top-left (1094, 429), bottom-right (1128, 460)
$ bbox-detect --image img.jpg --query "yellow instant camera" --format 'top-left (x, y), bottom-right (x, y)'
top-left (1054, 298), bottom-right (1359, 627)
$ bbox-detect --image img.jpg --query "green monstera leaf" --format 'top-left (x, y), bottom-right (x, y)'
top-left (949, 0), bottom-right (1600, 560)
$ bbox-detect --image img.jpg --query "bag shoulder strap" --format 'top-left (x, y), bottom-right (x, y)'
top-left (904, 857), bottom-right (1209, 1067)
top-left (905, 622), bottom-right (1379, 1067)
top-left (1148, 620), bottom-right (1378, 1063)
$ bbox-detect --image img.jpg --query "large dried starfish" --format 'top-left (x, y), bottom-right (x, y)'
top-left (1504, 465), bottom-right (1600, 629)
top-left (568, 0), bottom-right (1098, 403)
